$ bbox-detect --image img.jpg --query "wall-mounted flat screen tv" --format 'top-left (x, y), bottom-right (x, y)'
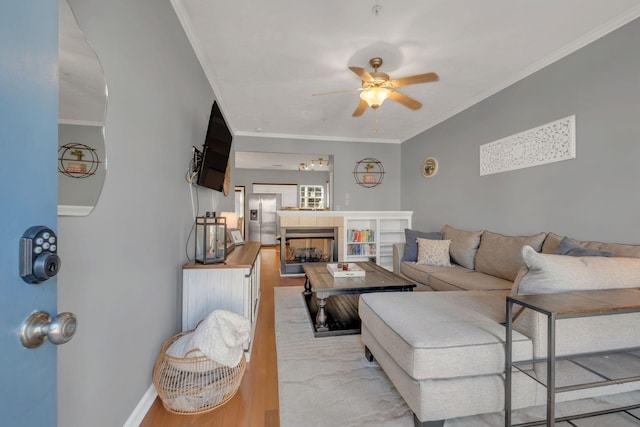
top-left (197, 102), bottom-right (232, 192)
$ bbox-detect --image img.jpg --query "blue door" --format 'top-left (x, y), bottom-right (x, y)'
top-left (0, 1), bottom-right (60, 425)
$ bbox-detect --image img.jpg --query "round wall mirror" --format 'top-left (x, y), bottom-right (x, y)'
top-left (421, 157), bottom-right (438, 178)
top-left (58, 0), bottom-right (107, 216)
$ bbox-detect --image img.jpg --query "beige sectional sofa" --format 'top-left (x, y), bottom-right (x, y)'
top-left (360, 225), bottom-right (640, 426)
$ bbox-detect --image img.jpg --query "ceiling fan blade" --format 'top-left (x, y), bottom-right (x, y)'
top-left (388, 91), bottom-right (422, 110)
top-left (349, 66), bottom-right (374, 82)
top-left (352, 99), bottom-right (368, 117)
top-left (312, 87), bottom-right (362, 96)
top-left (390, 72), bottom-right (439, 88)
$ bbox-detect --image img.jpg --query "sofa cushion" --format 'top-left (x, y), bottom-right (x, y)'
top-left (542, 232), bottom-right (640, 258)
top-left (555, 236), bottom-right (612, 257)
top-left (513, 245), bottom-right (640, 294)
top-left (402, 229), bottom-right (444, 262)
top-left (416, 238), bottom-right (451, 267)
top-left (429, 269), bottom-right (514, 292)
top-left (358, 291), bottom-right (532, 380)
top-left (441, 224), bottom-right (483, 270)
top-left (475, 231), bottom-right (546, 282)
top-left (400, 262), bottom-right (469, 288)
top-left (360, 325), bottom-right (540, 422)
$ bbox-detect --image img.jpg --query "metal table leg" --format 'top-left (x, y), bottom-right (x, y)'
top-left (505, 299), bottom-right (513, 427)
top-left (547, 313), bottom-right (556, 427)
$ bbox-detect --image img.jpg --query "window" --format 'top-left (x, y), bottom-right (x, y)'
top-left (299, 185), bottom-right (324, 209)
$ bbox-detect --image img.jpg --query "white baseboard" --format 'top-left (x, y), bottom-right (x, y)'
top-left (123, 384), bottom-right (157, 427)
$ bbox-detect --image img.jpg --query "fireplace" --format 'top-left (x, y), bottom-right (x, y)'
top-left (280, 227), bottom-right (339, 275)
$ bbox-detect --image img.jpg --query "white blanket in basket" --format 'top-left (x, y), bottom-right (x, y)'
top-left (167, 310), bottom-right (250, 367)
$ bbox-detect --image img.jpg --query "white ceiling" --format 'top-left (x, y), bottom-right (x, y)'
top-left (172, 0), bottom-right (640, 145)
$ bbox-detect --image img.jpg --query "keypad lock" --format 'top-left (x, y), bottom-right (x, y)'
top-left (19, 226), bottom-right (61, 284)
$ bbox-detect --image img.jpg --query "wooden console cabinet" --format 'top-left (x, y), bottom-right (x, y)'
top-left (182, 242), bottom-right (261, 361)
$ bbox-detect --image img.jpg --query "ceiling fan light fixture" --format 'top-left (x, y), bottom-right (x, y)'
top-left (360, 86), bottom-right (390, 109)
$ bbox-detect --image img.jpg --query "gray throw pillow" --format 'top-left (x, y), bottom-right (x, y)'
top-left (555, 236), bottom-right (612, 257)
top-left (441, 224), bottom-right (483, 270)
top-left (402, 229), bottom-right (443, 262)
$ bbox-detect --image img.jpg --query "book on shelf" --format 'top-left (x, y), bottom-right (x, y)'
top-left (347, 243), bottom-right (376, 256)
top-left (348, 229), bottom-right (375, 243)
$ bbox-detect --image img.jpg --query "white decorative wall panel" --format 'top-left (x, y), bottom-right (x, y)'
top-left (479, 115), bottom-right (576, 176)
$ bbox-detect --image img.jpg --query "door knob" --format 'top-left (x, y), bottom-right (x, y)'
top-left (20, 311), bottom-right (77, 349)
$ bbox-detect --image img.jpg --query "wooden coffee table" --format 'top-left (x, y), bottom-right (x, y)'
top-left (302, 262), bottom-right (415, 336)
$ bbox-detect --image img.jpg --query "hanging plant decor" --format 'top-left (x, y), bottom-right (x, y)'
top-left (58, 143), bottom-right (100, 178)
top-left (353, 158), bottom-right (384, 188)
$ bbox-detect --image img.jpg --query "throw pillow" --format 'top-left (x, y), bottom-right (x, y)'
top-left (543, 231), bottom-right (640, 258)
top-left (416, 238), bottom-right (452, 267)
top-left (555, 236), bottom-right (613, 257)
top-left (513, 245), bottom-right (640, 295)
top-left (475, 231), bottom-right (546, 281)
top-left (441, 224), bottom-right (483, 270)
top-left (402, 228), bottom-right (444, 262)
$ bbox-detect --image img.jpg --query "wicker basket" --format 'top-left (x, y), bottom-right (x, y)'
top-left (152, 330), bottom-right (246, 414)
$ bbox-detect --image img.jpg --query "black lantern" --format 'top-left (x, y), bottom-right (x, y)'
top-left (195, 214), bottom-right (228, 264)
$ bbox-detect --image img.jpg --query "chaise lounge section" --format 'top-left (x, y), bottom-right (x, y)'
top-left (360, 225), bottom-right (640, 426)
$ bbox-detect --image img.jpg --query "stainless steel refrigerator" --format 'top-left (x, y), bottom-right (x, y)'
top-left (247, 193), bottom-right (281, 245)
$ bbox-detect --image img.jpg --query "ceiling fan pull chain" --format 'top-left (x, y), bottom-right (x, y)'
top-left (371, 2), bottom-right (383, 17)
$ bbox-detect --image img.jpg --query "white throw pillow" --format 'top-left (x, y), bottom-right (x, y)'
top-left (416, 238), bottom-right (452, 267)
top-left (513, 245), bottom-right (640, 295)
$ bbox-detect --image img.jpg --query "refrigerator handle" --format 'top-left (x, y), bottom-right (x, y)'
top-left (258, 201), bottom-right (262, 225)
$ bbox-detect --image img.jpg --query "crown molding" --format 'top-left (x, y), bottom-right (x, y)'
top-left (233, 130), bottom-right (401, 144)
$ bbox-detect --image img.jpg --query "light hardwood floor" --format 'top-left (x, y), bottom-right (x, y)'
top-left (140, 247), bottom-right (303, 427)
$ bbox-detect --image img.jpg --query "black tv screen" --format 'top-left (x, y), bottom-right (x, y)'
top-left (197, 102), bottom-right (232, 192)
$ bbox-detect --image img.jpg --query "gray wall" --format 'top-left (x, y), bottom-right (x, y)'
top-left (401, 18), bottom-right (640, 244)
top-left (56, 1), bottom-right (227, 426)
top-left (234, 136), bottom-right (401, 211)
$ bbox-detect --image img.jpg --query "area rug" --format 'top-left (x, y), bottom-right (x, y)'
top-left (274, 286), bottom-right (640, 427)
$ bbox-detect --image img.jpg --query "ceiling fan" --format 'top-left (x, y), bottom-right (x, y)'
top-left (313, 57), bottom-right (439, 117)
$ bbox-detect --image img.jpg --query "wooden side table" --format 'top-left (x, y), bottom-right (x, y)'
top-left (505, 289), bottom-right (640, 426)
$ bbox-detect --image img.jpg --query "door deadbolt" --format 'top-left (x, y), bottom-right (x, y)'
top-left (20, 226), bottom-right (61, 284)
top-left (20, 311), bottom-right (77, 349)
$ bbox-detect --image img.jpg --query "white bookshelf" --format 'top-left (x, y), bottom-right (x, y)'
top-left (342, 211), bottom-right (412, 270)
